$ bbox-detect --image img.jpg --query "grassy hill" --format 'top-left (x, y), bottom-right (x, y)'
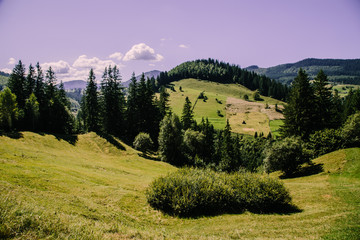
top-left (249, 58), bottom-right (360, 85)
top-left (1, 132), bottom-right (359, 239)
top-left (167, 78), bottom-right (284, 136)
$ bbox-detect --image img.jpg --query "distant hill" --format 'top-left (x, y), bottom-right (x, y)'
top-left (122, 70), bottom-right (161, 88)
top-left (62, 80), bottom-right (87, 90)
top-left (247, 58), bottom-right (360, 85)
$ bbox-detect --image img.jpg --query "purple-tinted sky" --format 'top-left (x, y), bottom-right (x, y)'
top-left (0, 0), bottom-right (359, 82)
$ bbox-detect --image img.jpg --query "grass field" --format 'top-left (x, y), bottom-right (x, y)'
top-left (269, 119), bottom-right (284, 138)
top-left (0, 132), bottom-right (359, 239)
top-left (332, 84), bottom-right (360, 97)
top-left (167, 78), bottom-right (284, 133)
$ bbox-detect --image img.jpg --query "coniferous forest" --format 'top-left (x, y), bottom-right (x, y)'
top-left (1, 59), bottom-right (360, 176)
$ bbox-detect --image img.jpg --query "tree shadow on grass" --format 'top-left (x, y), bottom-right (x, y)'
top-left (0, 130), bottom-right (23, 139)
top-left (97, 132), bottom-right (126, 150)
top-left (138, 152), bottom-right (159, 161)
top-left (156, 203), bottom-right (302, 219)
top-left (53, 134), bottom-right (78, 145)
top-left (280, 163), bottom-right (324, 179)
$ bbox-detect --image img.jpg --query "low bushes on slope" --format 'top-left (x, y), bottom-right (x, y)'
top-left (146, 168), bottom-right (294, 217)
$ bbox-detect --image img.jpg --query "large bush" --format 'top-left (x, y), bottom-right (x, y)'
top-left (341, 111), bottom-right (360, 148)
top-left (133, 132), bottom-right (154, 153)
top-left (264, 137), bottom-right (310, 176)
top-left (146, 168), bottom-right (293, 217)
top-left (308, 128), bottom-right (343, 158)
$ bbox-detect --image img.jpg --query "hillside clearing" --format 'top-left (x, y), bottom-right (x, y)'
top-left (168, 79), bottom-right (284, 135)
top-left (0, 133), bottom-right (359, 239)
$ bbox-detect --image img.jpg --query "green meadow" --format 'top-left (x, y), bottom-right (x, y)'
top-left (167, 78), bottom-right (284, 134)
top-left (0, 132), bottom-right (359, 239)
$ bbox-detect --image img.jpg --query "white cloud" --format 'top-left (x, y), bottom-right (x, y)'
top-left (109, 52), bottom-right (123, 61)
top-left (8, 57), bottom-right (16, 65)
top-left (1, 68), bottom-right (12, 74)
top-left (41, 60), bottom-right (71, 74)
top-left (148, 63), bottom-right (156, 67)
top-left (123, 43), bottom-right (164, 62)
top-left (179, 44), bottom-right (189, 49)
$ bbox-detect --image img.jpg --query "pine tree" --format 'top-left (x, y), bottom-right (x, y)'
top-left (280, 68), bottom-right (316, 139)
top-left (181, 96), bottom-right (194, 130)
top-left (126, 72), bottom-right (139, 140)
top-left (313, 70), bottom-right (334, 129)
top-left (83, 69), bottom-right (100, 132)
top-left (158, 114), bottom-right (184, 165)
top-left (101, 65), bottom-right (125, 136)
top-left (158, 86), bottom-right (170, 118)
top-left (34, 62), bottom-right (46, 131)
top-left (8, 60), bottom-right (26, 109)
top-left (26, 64), bottom-right (36, 99)
top-left (24, 93), bottom-right (39, 131)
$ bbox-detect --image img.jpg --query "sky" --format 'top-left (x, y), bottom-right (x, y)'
top-left (0, 0), bottom-right (359, 82)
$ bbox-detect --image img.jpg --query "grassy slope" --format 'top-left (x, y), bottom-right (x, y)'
top-left (168, 78), bottom-right (284, 132)
top-left (1, 132), bottom-right (359, 239)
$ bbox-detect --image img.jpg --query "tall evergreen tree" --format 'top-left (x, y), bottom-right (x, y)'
top-left (83, 69), bottom-right (100, 132)
top-left (24, 93), bottom-right (39, 131)
top-left (8, 60), bottom-right (26, 109)
top-left (158, 114), bottom-right (184, 165)
top-left (26, 64), bottom-right (36, 99)
top-left (101, 65), bottom-right (125, 136)
top-left (313, 70), bottom-right (334, 129)
top-left (126, 72), bottom-right (139, 141)
top-left (181, 96), bottom-right (194, 130)
top-left (158, 86), bottom-right (170, 118)
top-left (280, 68), bottom-right (316, 139)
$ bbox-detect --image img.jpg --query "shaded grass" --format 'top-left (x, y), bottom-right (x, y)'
top-left (0, 133), bottom-right (359, 239)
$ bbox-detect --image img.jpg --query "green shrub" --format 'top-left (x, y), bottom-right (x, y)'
top-left (341, 111), bottom-right (360, 147)
top-left (308, 128), bottom-right (343, 157)
top-left (264, 137), bottom-right (310, 176)
top-left (146, 168), bottom-right (293, 217)
top-left (133, 132), bottom-right (154, 153)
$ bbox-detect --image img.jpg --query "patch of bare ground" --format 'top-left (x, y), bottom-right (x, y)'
top-left (226, 97), bottom-right (284, 135)
top-left (226, 97), bottom-right (284, 121)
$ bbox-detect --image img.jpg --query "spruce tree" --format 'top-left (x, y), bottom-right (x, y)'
top-left (101, 65), bottom-right (125, 136)
top-left (8, 60), bottom-right (26, 109)
top-left (24, 93), bottom-right (39, 131)
top-left (126, 72), bottom-right (139, 140)
top-left (181, 96), bottom-right (194, 130)
top-left (158, 114), bottom-right (184, 165)
top-left (313, 70), bottom-right (334, 130)
top-left (83, 69), bottom-right (100, 132)
top-left (158, 86), bottom-right (170, 118)
top-left (26, 64), bottom-right (36, 99)
top-left (280, 69), bottom-right (316, 139)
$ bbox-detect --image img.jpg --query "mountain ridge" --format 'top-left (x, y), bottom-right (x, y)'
top-left (246, 58), bottom-right (360, 85)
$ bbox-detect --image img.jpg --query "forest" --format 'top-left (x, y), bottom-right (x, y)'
top-left (156, 58), bottom-right (290, 101)
top-left (1, 59), bottom-right (360, 176)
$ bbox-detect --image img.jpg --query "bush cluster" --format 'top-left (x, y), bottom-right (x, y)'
top-left (146, 168), bottom-right (292, 217)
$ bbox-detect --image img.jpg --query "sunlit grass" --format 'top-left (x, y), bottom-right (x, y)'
top-left (269, 119), bottom-right (284, 138)
top-left (0, 132), bottom-right (359, 239)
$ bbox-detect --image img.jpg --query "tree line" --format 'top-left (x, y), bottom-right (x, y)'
top-left (1, 60), bottom-right (359, 176)
top-left (155, 58), bottom-right (290, 101)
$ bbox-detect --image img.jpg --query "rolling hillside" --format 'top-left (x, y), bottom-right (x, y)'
top-left (248, 58), bottom-right (360, 85)
top-left (0, 132), bottom-right (359, 239)
top-left (167, 78), bottom-right (284, 136)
